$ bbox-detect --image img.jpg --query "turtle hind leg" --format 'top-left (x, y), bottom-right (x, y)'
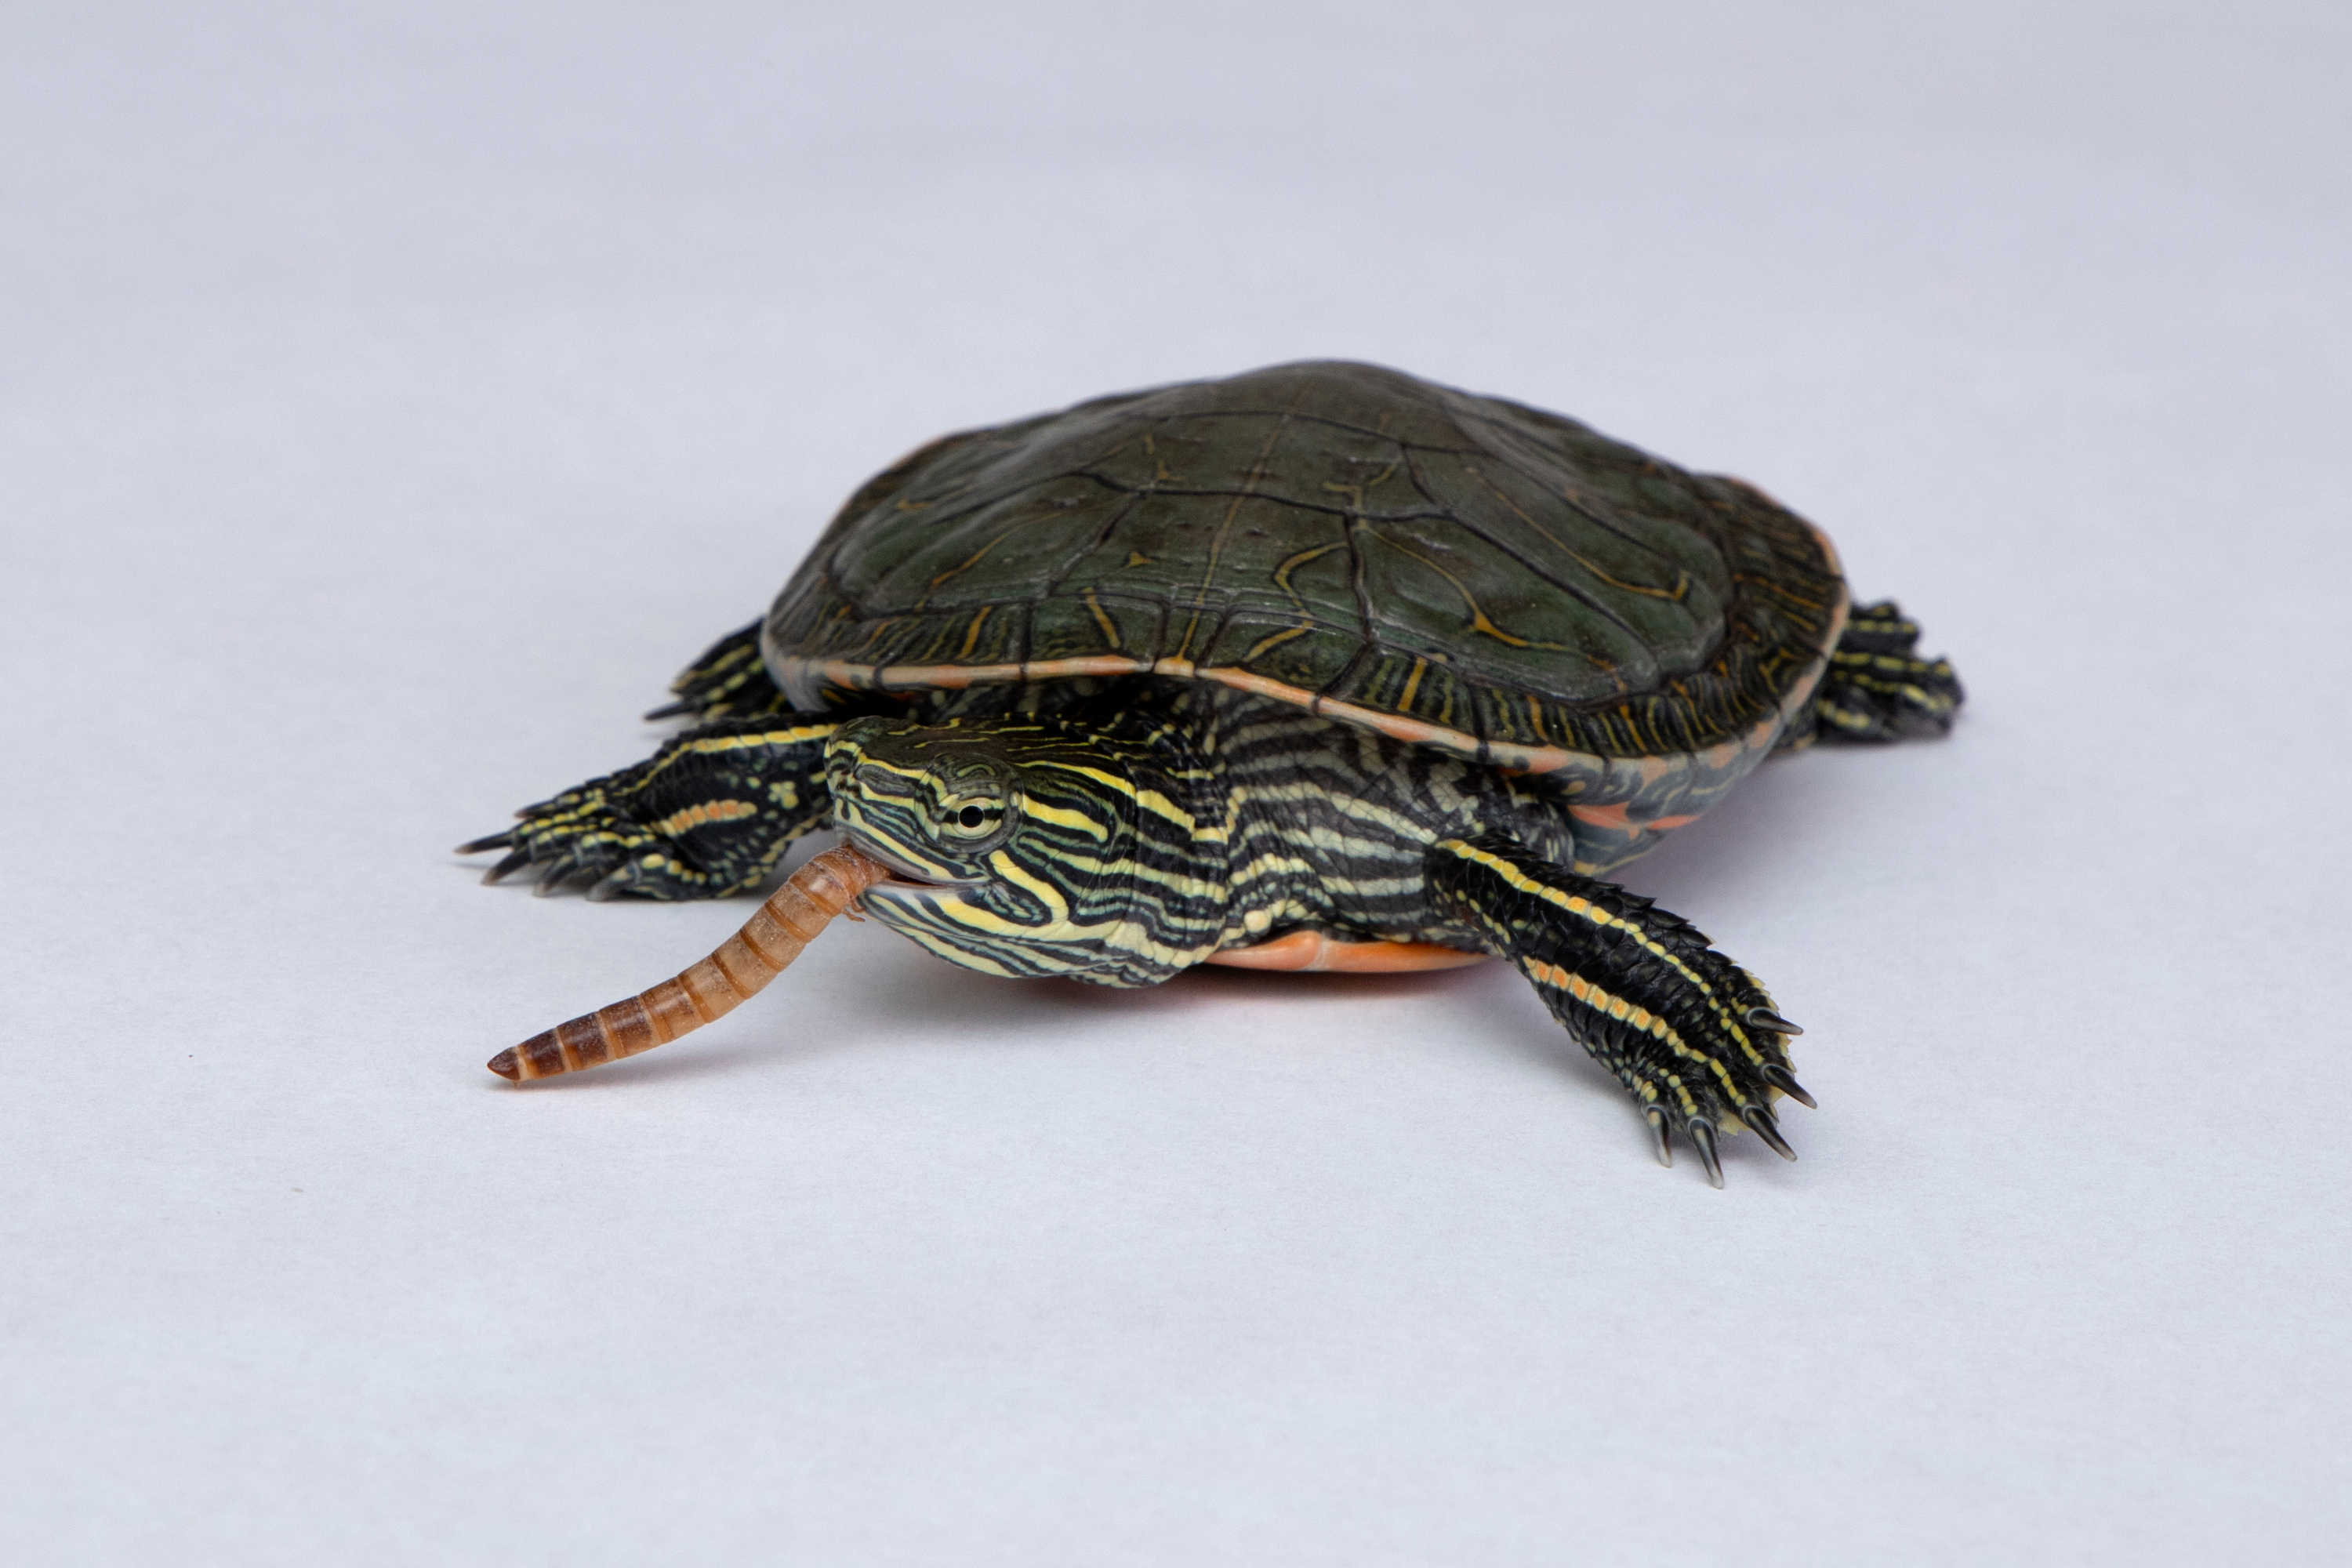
top-left (644, 621), bottom-right (787, 721)
top-left (1813, 598), bottom-right (1964, 742)
top-left (457, 715), bottom-right (840, 900)
top-left (1426, 832), bottom-right (1809, 1185)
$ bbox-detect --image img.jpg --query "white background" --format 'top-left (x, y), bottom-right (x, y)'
top-left (5, 2), bottom-right (2347, 1563)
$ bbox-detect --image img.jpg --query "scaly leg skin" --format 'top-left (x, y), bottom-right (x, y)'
top-left (1427, 833), bottom-right (1811, 1186)
top-left (643, 621), bottom-right (788, 722)
top-left (1814, 599), bottom-right (1965, 742)
top-left (457, 716), bottom-right (840, 900)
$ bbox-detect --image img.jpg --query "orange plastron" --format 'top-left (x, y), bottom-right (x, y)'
top-left (1203, 931), bottom-right (1489, 974)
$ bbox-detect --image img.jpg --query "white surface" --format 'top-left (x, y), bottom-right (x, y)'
top-left (5, 2), bottom-right (2347, 1563)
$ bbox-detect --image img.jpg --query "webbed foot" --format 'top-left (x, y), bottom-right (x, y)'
top-left (641, 621), bottom-right (789, 722)
top-left (457, 717), bottom-right (840, 900)
top-left (1814, 599), bottom-right (1963, 741)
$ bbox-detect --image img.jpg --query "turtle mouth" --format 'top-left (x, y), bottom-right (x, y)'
top-left (844, 834), bottom-right (989, 893)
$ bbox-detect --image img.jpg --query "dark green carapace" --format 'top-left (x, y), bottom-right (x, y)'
top-left (463, 362), bottom-right (1961, 1184)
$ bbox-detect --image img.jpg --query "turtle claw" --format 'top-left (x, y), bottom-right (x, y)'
top-left (1425, 836), bottom-right (1824, 1185)
top-left (532, 861), bottom-right (575, 897)
top-left (1763, 1064), bottom-right (1817, 1109)
top-left (641, 699), bottom-right (695, 720)
top-left (1686, 1118), bottom-right (1724, 1188)
top-left (456, 829), bottom-right (515, 855)
top-left (1741, 1104), bottom-right (1797, 1161)
top-left (481, 848), bottom-right (532, 885)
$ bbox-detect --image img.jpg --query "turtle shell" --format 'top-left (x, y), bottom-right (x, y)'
top-left (766, 361), bottom-right (1848, 779)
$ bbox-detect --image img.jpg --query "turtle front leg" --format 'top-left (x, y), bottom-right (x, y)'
top-left (458, 716), bottom-right (841, 900)
top-left (1427, 833), bottom-right (1810, 1185)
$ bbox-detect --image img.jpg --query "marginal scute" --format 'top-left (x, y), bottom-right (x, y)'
top-left (1198, 615), bottom-right (1360, 694)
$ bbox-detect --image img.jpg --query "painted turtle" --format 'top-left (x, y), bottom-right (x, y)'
top-left (460, 361), bottom-right (1960, 1183)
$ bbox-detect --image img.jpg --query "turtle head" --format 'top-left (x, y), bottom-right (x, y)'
top-left (823, 714), bottom-right (1224, 986)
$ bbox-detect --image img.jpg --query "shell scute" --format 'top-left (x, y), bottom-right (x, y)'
top-left (765, 361), bottom-right (1848, 775)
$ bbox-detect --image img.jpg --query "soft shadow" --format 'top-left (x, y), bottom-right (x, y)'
top-left (463, 810), bottom-right (1820, 1182)
top-left (467, 1032), bottom-right (856, 1094)
top-left (1611, 749), bottom-right (1828, 903)
top-left (850, 942), bottom-right (1508, 1036)
top-left (467, 1039), bottom-right (786, 1094)
top-left (1617, 736), bottom-right (1965, 907)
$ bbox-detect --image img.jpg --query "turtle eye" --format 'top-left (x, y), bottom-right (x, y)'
top-left (936, 794), bottom-right (1006, 840)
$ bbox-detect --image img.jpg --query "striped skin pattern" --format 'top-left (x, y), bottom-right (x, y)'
top-left (821, 681), bottom-right (1581, 988)
top-left (813, 682), bottom-right (1802, 1177)
top-left (458, 715), bottom-right (840, 899)
top-left (826, 695), bottom-right (1226, 986)
top-left (463, 595), bottom-right (1944, 905)
top-left (1425, 834), bottom-right (1804, 1182)
top-left (642, 621), bottom-right (787, 721)
top-left (469, 677), bottom-right (1818, 1172)
top-left (1810, 600), bottom-right (1964, 742)
top-left (452, 366), bottom-right (1965, 1178)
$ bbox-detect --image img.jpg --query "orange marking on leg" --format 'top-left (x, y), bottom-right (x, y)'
top-left (651, 799), bottom-right (761, 838)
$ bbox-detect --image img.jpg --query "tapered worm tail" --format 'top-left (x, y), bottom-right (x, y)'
top-left (488, 845), bottom-right (891, 1082)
